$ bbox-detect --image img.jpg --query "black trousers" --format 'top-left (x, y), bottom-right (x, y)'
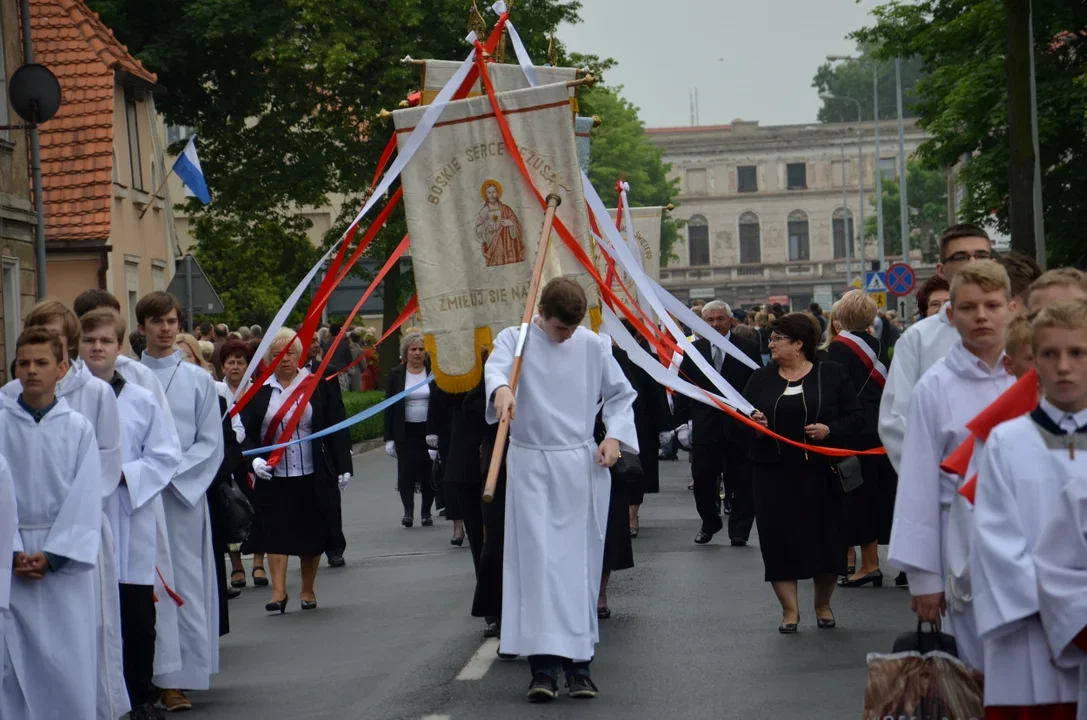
top-left (119, 583), bottom-right (156, 707)
top-left (455, 481), bottom-right (485, 574)
top-left (326, 482), bottom-right (346, 558)
top-left (692, 442), bottom-right (755, 540)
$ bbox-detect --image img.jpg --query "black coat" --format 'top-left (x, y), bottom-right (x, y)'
top-left (672, 334), bottom-right (763, 445)
top-left (826, 332), bottom-right (884, 440)
top-left (384, 363), bottom-right (435, 445)
top-left (611, 346), bottom-right (672, 493)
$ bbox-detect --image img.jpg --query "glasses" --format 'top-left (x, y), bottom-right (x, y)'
top-left (943, 250), bottom-right (993, 263)
top-left (768, 334), bottom-right (795, 344)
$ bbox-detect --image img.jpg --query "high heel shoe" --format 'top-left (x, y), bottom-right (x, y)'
top-left (778, 617), bottom-right (800, 634)
top-left (265, 594), bottom-right (288, 614)
top-left (817, 611), bottom-right (836, 629)
top-left (837, 569), bottom-right (884, 588)
top-left (301, 597), bottom-right (318, 610)
top-left (450, 535), bottom-right (464, 546)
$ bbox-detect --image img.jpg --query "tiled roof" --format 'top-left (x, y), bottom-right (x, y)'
top-left (30, 0), bottom-right (158, 242)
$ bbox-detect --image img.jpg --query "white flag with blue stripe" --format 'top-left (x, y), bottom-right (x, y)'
top-left (173, 135), bottom-right (210, 205)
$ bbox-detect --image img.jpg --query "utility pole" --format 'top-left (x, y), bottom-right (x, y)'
top-left (896, 58), bottom-right (909, 260)
top-left (1028, 2), bottom-right (1046, 268)
top-left (873, 65), bottom-right (885, 271)
top-left (1005, 0), bottom-right (1037, 258)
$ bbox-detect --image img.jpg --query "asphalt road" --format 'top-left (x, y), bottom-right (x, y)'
top-left (189, 449), bottom-right (914, 720)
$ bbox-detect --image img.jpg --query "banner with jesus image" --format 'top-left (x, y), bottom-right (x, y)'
top-left (393, 81), bottom-right (599, 392)
top-left (597, 206), bottom-right (664, 313)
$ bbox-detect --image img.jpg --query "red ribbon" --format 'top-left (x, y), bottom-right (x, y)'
top-left (262, 375), bottom-right (318, 450)
top-left (326, 294), bottom-right (419, 380)
top-left (156, 567), bottom-right (184, 607)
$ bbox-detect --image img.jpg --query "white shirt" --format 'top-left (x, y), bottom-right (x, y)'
top-left (878, 301), bottom-right (959, 471)
top-left (260, 369), bottom-right (314, 478)
top-left (1040, 397), bottom-right (1087, 435)
top-left (404, 370), bottom-right (430, 424)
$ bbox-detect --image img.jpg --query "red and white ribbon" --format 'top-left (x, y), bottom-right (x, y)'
top-left (833, 330), bottom-right (887, 388)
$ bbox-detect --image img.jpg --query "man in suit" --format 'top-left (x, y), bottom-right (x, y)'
top-left (673, 300), bottom-right (762, 546)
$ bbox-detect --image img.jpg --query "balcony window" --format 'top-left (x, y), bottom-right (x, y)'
top-left (737, 165), bottom-right (757, 193)
top-left (738, 211), bottom-right (761, 264)
top-left (688, 215), bottom-right (710, 266)
top-left (786, 163), bottom-right (807, 190)
top-left (125, 93), bottom-right (144, 191)
top-left (787, 210), bottom-right (810, 261)
top-left (833, 207), bottom-right (855, 259)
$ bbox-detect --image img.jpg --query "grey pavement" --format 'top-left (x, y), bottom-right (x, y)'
top-left (191, 449), bottom-right (914, 720)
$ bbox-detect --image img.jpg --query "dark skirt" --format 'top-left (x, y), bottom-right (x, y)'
top-left (602, 474), bottom-right (634, 573)
top-left (246, 472), bottom-right (328, 557)
top-left (753, 458), bottom-right (846, 582)
top-left (842, 435), bottom-right (898, 546)
top-left (396, 422), bottom-right (432, 494)
top-left (472, 438), bottom-right (506, 619)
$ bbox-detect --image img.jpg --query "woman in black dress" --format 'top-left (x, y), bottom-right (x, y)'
top-left (384, 331), bottom-right (436, 527)
top-left (427, 384), bottom-right (468, 545)
top-left (827, 291), bottom-right (897, 588)
top-left (743, 313), bottom-right (864, 633)
top-left (241, 329), bottom-right (353, 613)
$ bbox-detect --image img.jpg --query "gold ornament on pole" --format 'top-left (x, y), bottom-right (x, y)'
top-left (547, 31), bottom-right (559, 66)
top-left (467, 1), bottom-right (488, 45)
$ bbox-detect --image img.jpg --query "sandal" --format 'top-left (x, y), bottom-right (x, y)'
top-left (252, 567), bottom-right (269, 587)
top-left (597, 606), bottom-right (611, 619)
top-left (230, 570), bottom-right (246, 589)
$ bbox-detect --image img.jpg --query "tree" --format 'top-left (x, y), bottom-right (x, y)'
top-left (863, 160), bottom-right (948, 261)
top-left (856, 1), bottom-right (1087, 268)
top-left (812, 43), bottom-right (923, 124)
top-left (576, 85), bottom-right (681, 264)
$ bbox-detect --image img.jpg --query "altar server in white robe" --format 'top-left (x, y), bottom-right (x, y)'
top-left (0, 455), bottom-right (15, 664)
top-left (71, 288), bottom-right (185, 679)
top-left (879, 224), bottom-right (994, 470)
top-left (137, 292), bottom-right (223, 713)
top-left (486, 278), bottom-right (637, 703)
top-left (889, 260), bottom-right (1015, 671)
top-left (81, 308), bottom-right (182, 719)
top-left (0, 327), bottom-right (103, 719)
top-left (2, 299), bottom-right (129, 720)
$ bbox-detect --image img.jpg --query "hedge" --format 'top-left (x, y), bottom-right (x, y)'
top-left (341, 390), bottom-right (387, 444)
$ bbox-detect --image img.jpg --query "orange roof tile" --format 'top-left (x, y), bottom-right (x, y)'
top-left (30, 0), bottom-right (158, 243)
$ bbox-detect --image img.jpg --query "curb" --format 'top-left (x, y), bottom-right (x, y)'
top-left (351, 438), bottom-right (384, 455)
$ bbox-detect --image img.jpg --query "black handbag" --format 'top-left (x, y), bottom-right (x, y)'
top-left (218, 477), bottom-right (254, 546)
top-left (612, 449), bottom-right (644, 485)
top-left (831, 455), bottom-right (864, 493)
top-left (893, 621), bottom-right (960, 658)
top-left (431, 454), bottom-right (444, 492)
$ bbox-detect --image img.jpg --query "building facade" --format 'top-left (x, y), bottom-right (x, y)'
top-left (0, 3), bottom-right (39, 381)
top-left (646, 119), bottom-right (934, 312)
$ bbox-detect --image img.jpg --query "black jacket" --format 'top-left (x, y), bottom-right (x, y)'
top-left (672, 334), bottom-right (763, 445)
top-left (826, 332), bottom-right (884, 440)
top-left (384, 363), bottom-right (435, 445)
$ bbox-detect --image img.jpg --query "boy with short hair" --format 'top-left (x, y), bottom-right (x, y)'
top-left (1003, 313), bottom-right (1036, 379)
top-left (889, 260), bottom-right (1015, 670)
top-left (972, 301), bottom-right (1087, 718)
top-left (997, 250), bottom-right (1043, 309)
top-left (81, 308), bottom-right (181, 720)
top-left (0, 328), bottom-right (103, 718)
top-left (1027, 269), bottom-right (1087, 314)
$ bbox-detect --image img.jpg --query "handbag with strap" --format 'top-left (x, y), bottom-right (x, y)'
top-left (816, 362), bottom-right (864, 494)
top-left (892, 621), bottom-right (960, 658)
top-left (218, 478), bottom-right (254, 546)
top-left (612, 449), bottom-right (643, 485)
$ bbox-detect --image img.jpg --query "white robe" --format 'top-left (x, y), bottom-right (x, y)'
top-left (888, 340), bottom-right (1014, 670)
top-left (0, 397), bottom-right (102, 720)
top-left (878, 301), bottom-right (959, 471)
top-left (1035, 471), bottom-right (1087, 719)
top-left (142, 350), bottom-right (223, 690)
top-left (4, 360), bottom-right (129, 720)
top-left (0, 456), bottom-right (15, 677)
top-left (485, 323), bottom-right (638, 661)
top-left (971, 414), bottom-right (1081, 707)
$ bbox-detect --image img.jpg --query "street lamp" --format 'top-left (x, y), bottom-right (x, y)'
top-left (820, 93), bottom-right (863, 288)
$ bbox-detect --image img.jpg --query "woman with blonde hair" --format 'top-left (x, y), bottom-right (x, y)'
top-left (176, 333), bottom-right (213, 374)
top-left (239, 328), bottom-right (353, 612)
top-left (818, 303), bottom-right (842, 352)
top-left (384, 330), bottom-right (436, 527)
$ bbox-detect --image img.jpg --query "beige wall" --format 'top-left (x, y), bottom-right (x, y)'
top-left (47, 255), bottom-right (100, 309)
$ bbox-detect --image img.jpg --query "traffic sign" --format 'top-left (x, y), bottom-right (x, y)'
top-left (870, 291), bottom-right (887, 310)
top-left (850, 277), bottom-right (863, 290)
top-left (886, 262), bottom-right (916, 297)
top-left (865, 271), bottom-right (887, 293)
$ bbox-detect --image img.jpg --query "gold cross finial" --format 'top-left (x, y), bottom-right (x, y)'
top-left (548, 31), bottom-right (559, 66)
top-left (468, 2), bottom-right (487, 41)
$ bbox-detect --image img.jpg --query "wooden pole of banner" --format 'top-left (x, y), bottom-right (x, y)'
top-left (482, 192), bottom-right (561, 503)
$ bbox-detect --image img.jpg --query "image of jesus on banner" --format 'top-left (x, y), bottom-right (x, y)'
top-left (475, 179), bottom-right (525, 267)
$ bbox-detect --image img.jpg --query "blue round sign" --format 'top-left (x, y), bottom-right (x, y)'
top-left (886, 262), bottom-right (916, 297)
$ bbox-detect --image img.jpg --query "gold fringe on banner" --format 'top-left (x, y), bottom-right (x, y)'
top-left (424, 327), bottom-right (495, 393)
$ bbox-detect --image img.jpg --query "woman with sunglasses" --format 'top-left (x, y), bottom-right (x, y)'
top-left (742, 313), bottom-right (864, 633)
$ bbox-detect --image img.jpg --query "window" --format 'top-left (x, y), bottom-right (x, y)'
top-left (879, 157), bottom-right (897, 181)
top-left (166, 126), bottom-right (195, 146)
top-left (687, 215), bottom-right (710, 266)
top-left (738, 211), bottom-right (761, 264)
top-left (151, 264), bottom-right (166, 292)
top-left (125, 93), bottom-right (144, 191)
top-left (737, 165), bottom-right (757, 193)
top-left (686, 168), bottom-right (707, 195)
top-left (2, 258), bottom-right (20, 380)
top-left (833, 207), bottom-right (855, 259)
top-left (786, 163), bottom-right (807, 190)
top-left (125, 262), bottom-right (140, 332)
top-left (0, 17), bottom-right (8, 142)
top-left (787, 210), bottom-right (810, 261)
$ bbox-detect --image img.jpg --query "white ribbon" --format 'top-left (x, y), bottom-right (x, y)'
top-left (835, 330), bottom-right (888, 380)
top-left (617, 183), bottom-right (654, 323)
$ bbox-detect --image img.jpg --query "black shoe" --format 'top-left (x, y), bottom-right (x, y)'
top-left (252, 568), bottom-right (269, 586)
top-left (722, 501), bottom-right (732, 515)
top-left (895, 571), bottom-right (909, 588)
top-left (730, 538), bottom-right (747, 547)
top-left (629, 527), bottom-right (639, 538)
top-left (301, 598), bottom-right (318, 610)
top-left (817, 612), bottom-right (836, 629)
top-left (226, 586), bottom-right (241, 600)
top-left (421, 516), bottom-right (434, 527)
top-left (694, 530), bottom-right (714, 545)
top-left (567, 674), bottom-right (598, 699)
top-left (402, 516), bottom-right (413, 528)
top-left (130, 703), bottom-right (159, 720)
top-left (498, 651), bottom-right (518, 660)
top-left (527, 672), bottom-right (558, 702)
top-left (230, 569), bottom-right (246, 588)
top-left (779, 618), bottom-right (799, 634)
top-left (838, 569), bottom-right (883, 588)
top-left (451, 535), bottom-right (464, 546)
top-left (266, 594), bottom-right (288, 614)
top-left (483, 622), bottom-right (499, 639)
top-left (326, 553), bottom-right (346, 568)
top-left (597, 606), bottom-right (611, 619)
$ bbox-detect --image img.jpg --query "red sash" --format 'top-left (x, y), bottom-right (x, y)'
top-left (263, 374), bottom-right (317, 452)
top-left (833, 331), bottom-right (887, 389)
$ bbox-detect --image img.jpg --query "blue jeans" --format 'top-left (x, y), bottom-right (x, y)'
top-left (529, 654), bottom-right (592, 680)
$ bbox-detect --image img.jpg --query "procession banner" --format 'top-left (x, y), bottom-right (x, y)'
top-left (393, 81), bottom-right (598, 393)
top-left (419, 59), bottom-right (577, 106)
top-left (575, 116), bottom-right (594, 174)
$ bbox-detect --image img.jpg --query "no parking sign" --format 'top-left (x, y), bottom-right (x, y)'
top-left (886, 263), bottom-right (916, 297)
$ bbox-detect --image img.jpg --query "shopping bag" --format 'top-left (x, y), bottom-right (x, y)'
top-left (863, 649), bottom-right (984, 720)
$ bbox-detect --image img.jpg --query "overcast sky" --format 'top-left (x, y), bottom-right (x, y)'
top-left (559, 0), bottom-right (880, 129)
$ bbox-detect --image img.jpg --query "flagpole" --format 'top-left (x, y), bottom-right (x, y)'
top-left (138, 166), bottom-right (176, 220)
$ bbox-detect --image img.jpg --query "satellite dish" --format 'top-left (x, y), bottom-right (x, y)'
top-left (8, 64), bottom-right (62, 124)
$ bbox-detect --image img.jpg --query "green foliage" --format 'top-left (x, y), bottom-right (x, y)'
top-left (812, 43), bottom-right (923, 124)
top-left (863, 160), bottom-right (949, 261)
top-left (341, 390), bottom-right (386, 443)
top-left (856, 1), bottom-right (1087, 267)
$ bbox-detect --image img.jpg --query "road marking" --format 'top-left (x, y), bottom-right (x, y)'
top-left (421, 716), bottom-right (451, 720)
top-left (455, 638), bottom-right (500, 680)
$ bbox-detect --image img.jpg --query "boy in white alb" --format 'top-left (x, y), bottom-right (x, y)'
top-left (888, 260), bottom-right (1015, 670)
top-left (971, 301), bottom-right (1087, 719)
top-left (0, 327), bottom-right (103, 719)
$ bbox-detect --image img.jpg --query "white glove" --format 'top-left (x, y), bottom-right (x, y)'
top-left (337, 473), bottom-right (351, 491)
top-left (677, 421), bottom-right (693, 451)
top-left (252, 457), bottom-right (273, 481)
top-left (385, 441), bottom-right (397, 458)
top-left (658, 430), bottom-right (675, 446)
top-left (425, 434), bottom-right (439, 449)
top-left (428, 449), bottom-right (439, 461)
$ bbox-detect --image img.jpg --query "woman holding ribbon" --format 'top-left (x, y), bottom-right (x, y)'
top-left (241, 329), bottom-right (353, 613)
top-left (742, 313), bottom-right (864, 633)
top-left (385, 330), bottom-right (436, 528)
